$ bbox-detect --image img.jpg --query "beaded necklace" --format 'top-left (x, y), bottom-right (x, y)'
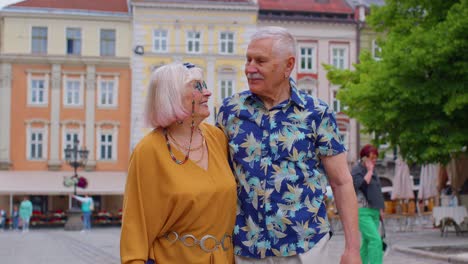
top-left (163, 100), bottom-right (195, 165)
top-left (191, 140), bottom-right (205, 164)
top-left (168, 128), bottom-right (205, 151)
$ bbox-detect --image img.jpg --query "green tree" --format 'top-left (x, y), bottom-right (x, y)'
top-left (326, 0), bottom-right (468, 164)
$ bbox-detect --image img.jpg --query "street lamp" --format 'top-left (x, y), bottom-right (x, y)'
top-left (63, 139), bottom-right (89, 231)
top-left (64, 139), bottom-right (89, 199)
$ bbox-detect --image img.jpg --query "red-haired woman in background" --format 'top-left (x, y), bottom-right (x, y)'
top-left (351, 144), bottom-right (385, 264)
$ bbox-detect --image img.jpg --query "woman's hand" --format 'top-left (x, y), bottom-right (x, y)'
top-left (364, 157), bottom-right (374, 172)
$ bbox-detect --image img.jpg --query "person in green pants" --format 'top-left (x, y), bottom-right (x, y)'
top-left (351, 145), bottom-right (385, 264)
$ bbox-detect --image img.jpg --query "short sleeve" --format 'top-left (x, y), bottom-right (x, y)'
top-left (315, 106), bottom-right (346, 156)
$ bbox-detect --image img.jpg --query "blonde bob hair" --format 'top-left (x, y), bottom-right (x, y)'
top-left (144, 62), bottom-right (204, 128)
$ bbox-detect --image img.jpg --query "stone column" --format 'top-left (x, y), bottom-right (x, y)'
top-left (0, 63), bottom-right (12, 170)
top-left (207, 25), bottom-right (215, 54)
top-left (48, 64), bottom-right (62, 170)
top-left (206, 57), bottom-right (215, 124)
top-left (85, 65), bottom-right (96, 171)
top-left (175, 22), bottom-right (181, 53)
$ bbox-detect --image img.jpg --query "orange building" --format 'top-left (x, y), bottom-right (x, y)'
top-left (0, 0), bottom-right (131, 225)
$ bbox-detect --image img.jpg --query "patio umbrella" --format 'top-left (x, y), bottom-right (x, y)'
top-left (391, 158), bottom-right (415, 200)
top-left (447, 154), bottom-right (468, 194)
top-left (417, 164), bottom-right (439, 200)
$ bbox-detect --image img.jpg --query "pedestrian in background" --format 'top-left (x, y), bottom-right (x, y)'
top-left (19, 196), bottom-right (33, 233)
top-left (0, 209), bottom-right (6, 232)
top-left (217, 26), bottom-right (361, 264)
top-left (12, 205), bottom-right (19, 231)
top-left (351, 144), bottom-right (385, 264)
top-left (72, 194), bottom-right (94, 232)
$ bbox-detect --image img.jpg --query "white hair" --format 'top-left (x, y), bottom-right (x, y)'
top-left (250, 26), bottom-right (296, 58)
top-left (144, 63), bottom-right (203, 128)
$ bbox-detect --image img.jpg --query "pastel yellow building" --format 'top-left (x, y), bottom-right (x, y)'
top-left (130, 0), bottom-right (258, 148)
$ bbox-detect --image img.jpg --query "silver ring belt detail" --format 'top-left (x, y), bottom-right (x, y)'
top-left (164, 231), bottom-right (232, 253)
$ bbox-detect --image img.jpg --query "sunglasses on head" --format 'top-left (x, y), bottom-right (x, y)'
top-left (183, 62), bottom-right (207, 92)
top-left (183, 62), bottom-right (195, 69)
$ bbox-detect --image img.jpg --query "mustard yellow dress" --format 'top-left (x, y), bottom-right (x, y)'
top-left (120, 123), bottom-right (237, 264)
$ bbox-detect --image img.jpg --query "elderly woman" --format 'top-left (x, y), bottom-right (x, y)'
top-left (120, 63), bottom-right (236, 264)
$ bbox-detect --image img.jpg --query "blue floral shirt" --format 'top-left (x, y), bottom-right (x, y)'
top-left (216, 80), bottom-right (346, 259)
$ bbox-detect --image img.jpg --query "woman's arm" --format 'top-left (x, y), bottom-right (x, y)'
top-left (120, 139), bottom-right (164, 264)
top-left (72, 195), bottom-right (86, 203)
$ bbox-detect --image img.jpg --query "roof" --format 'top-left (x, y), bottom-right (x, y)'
top-left (258, 0), bottom-right (353, 14)
top-left (7, 0), bottom-right (129, 13)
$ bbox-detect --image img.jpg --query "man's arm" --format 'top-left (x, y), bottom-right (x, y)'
top-left (322, 152), bottom-right (361, 264)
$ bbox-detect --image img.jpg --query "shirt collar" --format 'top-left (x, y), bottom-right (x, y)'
top-left (246, 77), bottom-right (306, 109)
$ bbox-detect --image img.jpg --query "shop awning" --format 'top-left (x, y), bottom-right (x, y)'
top-left (0, 171), bottom-right (127, 195)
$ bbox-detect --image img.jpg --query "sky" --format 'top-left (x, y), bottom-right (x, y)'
top-left (0, 0), bottom-right (22, 9)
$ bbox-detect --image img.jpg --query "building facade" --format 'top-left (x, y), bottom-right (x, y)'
top-left (348, 0), bottom-right (385, 146)
top-left (129, 0), bottom-right (258, 148)
top-left (0, 0), bottom-right (131, 224)
top-left (257, 0), bottom-right (359, 162)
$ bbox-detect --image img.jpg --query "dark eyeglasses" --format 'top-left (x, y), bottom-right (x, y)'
top-left (194, 80), bottom-right (208, 92)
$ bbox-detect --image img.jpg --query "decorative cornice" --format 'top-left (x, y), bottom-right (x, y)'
top-left (131, 1), bottom-right (258, 12)
top-left (61, 120), bottom-right (85, 126)
top-left (96, 72), bottom-right (121, 77)
top-left (141, 52), bottom-right (245, 60)
top-left (25, 69), bottom-right (51, 74)
top-left (62, 71), bottom-right (86, 76)
top-left (217, 65), bottom-right (237, 73)
top-left (95, 120), bottom-right (120, 127)
top-left (25, 119), bottom-right (50, 125)
top-left (1, 54), bottom-right (130, 67)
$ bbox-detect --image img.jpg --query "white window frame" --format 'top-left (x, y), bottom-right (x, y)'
top-left (66, 27), bottom-right (82, 55)
top-left (330, 45), bottom-right (349, 70)
top-left (153, 29), bottom-right (168, 53)
top-left (218, 78), bottom-right (235, 104)
top-left (298, 43), bottom-right (317, 73)
top-left (31, 26), bottom-right (48, 54)
top-left (100, 29), bottom-right (116, 56)
top-left (219, 32), bottom-right (234, 54)
top-left (298, 78), bottom-right (318, 97)
top-left (63, 76), bottom-right (84, 107)
top-left (97, 75), bottom-right (119, 108)
top-left (27, 73), bottom-right (49, 106)
top-left (372, 39), bottom-right (382, 60)
top-left (332, 88), bottom-right (341, 113)
top-left (186, 31), bottom-right (201, 54)
top-left (339, 130), bottom-right (349, 150)
top-left (26, 127), bottom-right (48, 161)
top-left (61, 128), bottom-right (82, 159)
top-left (96, 128), bottom-right (118, 161)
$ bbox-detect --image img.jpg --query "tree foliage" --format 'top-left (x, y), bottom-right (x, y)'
top-left (326, 0), bottom-right (468, 164)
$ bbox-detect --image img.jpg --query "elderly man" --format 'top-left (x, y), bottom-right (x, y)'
top-left (216, 26), bottom-right (361, 263)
